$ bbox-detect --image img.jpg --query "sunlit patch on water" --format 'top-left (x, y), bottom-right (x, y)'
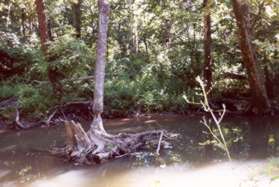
top-left (0, 170), bottom-right (11, 179)
top-left (27, 160), bottom-right (279, 187)
top-left (144, 120), bottom-right (158, 124)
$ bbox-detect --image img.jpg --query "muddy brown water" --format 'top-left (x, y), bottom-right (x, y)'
top-left (1, 115), bottom-right (279, 187)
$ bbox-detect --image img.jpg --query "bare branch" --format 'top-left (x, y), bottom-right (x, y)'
top-left (156, 131), bottom-right (164, 155)
top-left (46, 110), bottom-right (57, 125)
top-left (184, 76), bottom-right (231, 160)
top-left (15, 108), bottom-right (27, 129)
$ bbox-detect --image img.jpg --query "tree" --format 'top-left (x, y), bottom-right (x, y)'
top-left (231, 0), bottom-right (270, 113)
top-left (89, 0), bottom-right (110, 133)
top-left (35, 0), bottom-right (48, 53)
top-left (162, 18), bottom-right (172, 48)
top-left (128, 0), bottom-right (137, 53)
top-left (71, 0), bottom-right (82, 38)
top-left (203, 0), bottom-right (213, 92)
top-left (35, 0), bottom-right (65, 98)
top-left (52, 0), bottom-right (169, 163)
top-left (20, 8), bottom-right (26, 38)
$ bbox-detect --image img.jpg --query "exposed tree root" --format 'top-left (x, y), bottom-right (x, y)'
top-left (51, 120), bottom-right (173, 164)
top-left (15, 108), bottom-right (28, 129)
top-left (15, 108), bottom-right (43, 129)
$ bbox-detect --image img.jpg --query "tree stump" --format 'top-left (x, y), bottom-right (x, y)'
top-left (51, 120), bottom-right (173, 164)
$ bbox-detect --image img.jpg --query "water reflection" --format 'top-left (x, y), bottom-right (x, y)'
top-left (248, 118), bottom-right (269, 158)
top-left (1, 115), bottom-right (279, 186)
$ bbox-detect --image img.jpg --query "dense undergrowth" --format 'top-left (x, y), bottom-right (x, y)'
top-left (0, 0), bottom-right (278, 124)
top-left (0, 35), bottom-right (191, 119)
top-left (0, 28), bottom-right (278, 122)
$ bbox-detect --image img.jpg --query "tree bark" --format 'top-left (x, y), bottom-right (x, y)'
top-left (35, 0), bottom-right (48, 54)
top-left (162, 19), bottom-right (172, 48)
top-left (203, 0), bottom-right (213, 92)
top-left (47, 19), bottom-right (53, 41)
top-left (90, 0), bottom-right (110, 133)
top-left (128, 0), bottom-right (139, 54)
top-left (35, 0), bottom-right (63, 98)
top-left (71, 0), bottom-right (82, 38)
top-left (6, 2), bottom-right (11, 29)
top-left (264, 65), bottom-right (274, 99)
top-left (21, 8), bottom-right (26, 38)
top-left (231, 0), bottom-right (270, 113)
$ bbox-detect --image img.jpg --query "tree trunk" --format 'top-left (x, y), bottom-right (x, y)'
top-left (6, 2), bottom-right (11, 29)
top-left (231, 0), bottom-right (270, 113)
top-left (21, 8), bottom-right (26, 38)
top-left (264, 65), bottom-right (274, 99)
top-left (203, 0), bottom-right (213, 92)
top-left (89, 0), bottom-right (110, 133)
top-left (71, 0), bottom-right (82, 38)
top-left (35, 0), bottom-right (63, 98)
top-left (35, 0), bottom-right (48, 53)
top-left (162, 19), bottom-right (172, 48)
top-left (128, 0), bottom-right (139, 54)
top-left (47, 19), bottom-right (53, 41)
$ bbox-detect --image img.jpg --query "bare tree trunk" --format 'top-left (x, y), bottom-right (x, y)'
top-left (71, 0), bottom-right (82, 38)
top-left (264, 65), bottom-right (274, 99)
top-left (35, 0), bottom-right (48, 54)
top-left (90, 0), bottom-right (110, 133)
top-left (162, 19), bottom-right (172, 48)
top-left (28, 17), bottom-right (35, 36)
top-left (47, 19), bottom-right (53, 41)
top-left (128, 0), bottom-right (139, 54)
top-left (131, 17), bottom-right (139, 53)
top-left (231, 0), bottom-right (270, 113)
top-left (6, 2), bottom-right (11, 29)
top-left (203, 0), bottom-right (213, 92)
top-left (21, 8), bottom-right (26, 38)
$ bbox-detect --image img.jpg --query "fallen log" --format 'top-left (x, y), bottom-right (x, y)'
top-left (51, 120), bottom-right (173, 164)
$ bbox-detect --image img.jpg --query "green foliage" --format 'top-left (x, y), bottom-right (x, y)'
top-left (47, 33), bottom-right (94, 79)
top-left (0, 84), bottom-right (20, 99)
top-left (105, 56), bottom-right (189, 113)
top-left (0, 36), bottom-right (46, 82)
top-left (0, 83), bottom-right (55, 115)
top-left (17, 84), bottom-right (55, 114)
top-left (0, 0), bottom-right (278, 118)
top-left (0, 33), bottom-right (95, 116)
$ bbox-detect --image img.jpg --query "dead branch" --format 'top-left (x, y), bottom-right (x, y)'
top-left (45, 110), bottom-right (57, 125)
top-left (156, 131), bottom-right (164, 155)
top-left (15, 108), bottom-right (28, 129)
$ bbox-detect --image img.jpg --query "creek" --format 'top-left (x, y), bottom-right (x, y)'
top-left (1, 115), bottom-right (279, 187)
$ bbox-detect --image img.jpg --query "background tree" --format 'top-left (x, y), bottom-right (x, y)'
top-left (35, 0), bottom-right (48, 53)
top-left (71, 0), bottom-right (82, 38)
top-left (231, 0), bottom-right (271, 113)
top-left (203, 0), bottom-right (213, 92)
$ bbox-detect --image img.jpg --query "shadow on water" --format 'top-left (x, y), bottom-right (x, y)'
top-left (1, 114), bottom-right (279, 186)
